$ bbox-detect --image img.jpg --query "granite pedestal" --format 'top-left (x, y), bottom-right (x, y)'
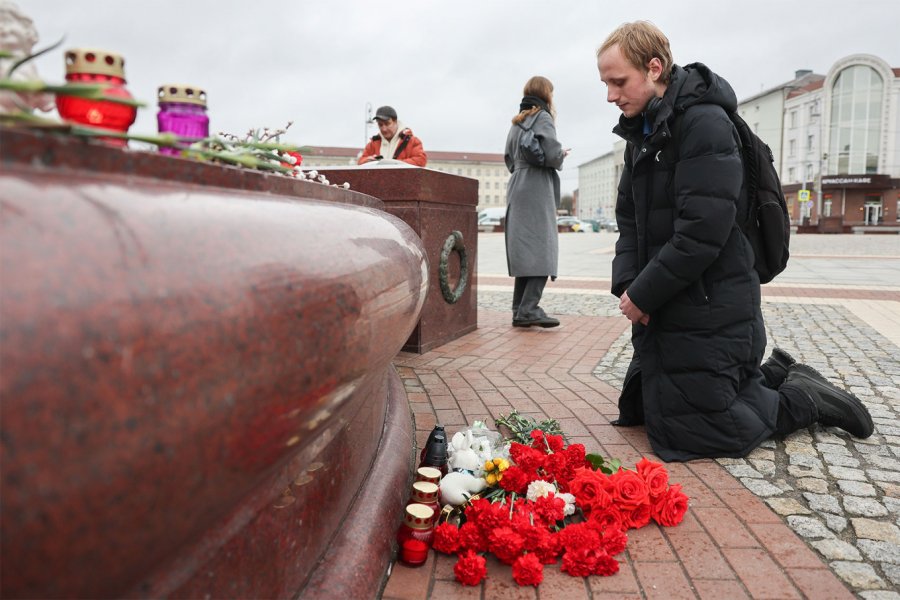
top-left (318, 166), bottom-right (479, 353)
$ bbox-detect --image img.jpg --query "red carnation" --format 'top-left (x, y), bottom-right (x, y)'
top-left (601, 527), bottom-right (628, 556)
top-left (280, 151), bottom-right (303, 172)
top-left (529, 429), bottom-right (547, 450)
top-left (518, 522), bottom-right (545, 551)
top-left (489, 527), bottom-right (525, 565)
top-left (611, 468), bottom-right (650, 509)
top-left (533, 530), bottom-right (562, 564)
top-left (454, 550), bottom-right (487, 586)
top-left (512, 553), bottom-right (544, 586)
top-left (533, 493), bottom-right (565, 526)
top-left (560, 545), bottom-right (604, 577)
top-left (530, 430), bottom-right (565, 453)
top-left (432, 523), bottom-right (461, 554)
top-left (464, 498), bottom-right (491, 526)
top-left (653, 483), bottom-right (689, 526)
top-left (592, 552), bottom-right (620, 576)
top-left (458, 522), bottom-right (488, 553)
top-left (545, 433), bottom-right (565, 453)
top-left (509, 442), bottom-right (545, 472)
top-left (545, 451), bottom-right (573, 484)
top-left (558, 521), bottom-right (601, 552)
top-left (636, 457), bottom-right (670, 499)
top-left (476, 501), bottom-right (509, 530)
top-left (499, 465), bottom-right (530, 494)
top-left (565, 443), bottom-right (587, 468)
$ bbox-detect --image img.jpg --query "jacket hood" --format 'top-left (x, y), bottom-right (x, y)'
top-left (381, 120), bottom-right (411, 142)
top-left (674, 62), bottom-right (737, 113)
top-left (371, 124), bottom-right (414, 142)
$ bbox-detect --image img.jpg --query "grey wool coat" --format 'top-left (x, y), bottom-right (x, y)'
top-left (504, 110), bottom-right (566, 277)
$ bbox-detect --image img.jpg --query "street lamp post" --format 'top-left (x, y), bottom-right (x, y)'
top-left (364, 102), bottom-right (373, 147)
top-left (811, 100), bottom-right (824, 224)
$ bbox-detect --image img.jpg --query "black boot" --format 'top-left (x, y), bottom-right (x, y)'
top-left (781, 364), bottom-right (874, 438)
top-left (760, 348), bottom-right (796, 388)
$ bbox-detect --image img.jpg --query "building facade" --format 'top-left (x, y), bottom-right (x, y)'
top-left (576, 139), bottom-right (625, 223)
top-left (300, 146), bottom-right (507, 212)
top-left (737, 70), bottom-right (825, 174)
top-left (777, 54), bottom-right (900, 228)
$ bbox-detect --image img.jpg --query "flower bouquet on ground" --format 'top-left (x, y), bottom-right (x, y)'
top-left (432, 418), bottom-right (689, 587)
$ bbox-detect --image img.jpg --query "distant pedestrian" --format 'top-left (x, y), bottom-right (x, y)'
top-left (597, 21), bottom-right (873, 461)
top-left (358, 105), bottom-right (427, 167)
top-left (504, 76), bottom-right (570, 328)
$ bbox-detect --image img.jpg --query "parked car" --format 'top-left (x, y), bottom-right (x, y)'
top-left (478, 208), bottom-right (506, 232)
top-left (581, 219), bottom-right (601, 232)
top-left (603, 219), bottom-right (619, 232)
top-left (556, 216), bottom-right (588, 232)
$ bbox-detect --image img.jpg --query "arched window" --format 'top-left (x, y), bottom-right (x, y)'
top-left (829, 65), bottom-right (883, 174)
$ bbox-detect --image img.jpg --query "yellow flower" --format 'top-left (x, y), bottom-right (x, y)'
top-left (484, 460), bottom-right (496, 472)
top-left (485, 472), bottom-right (497, 486)
top-left (496, 459), bottom-right (510, 471)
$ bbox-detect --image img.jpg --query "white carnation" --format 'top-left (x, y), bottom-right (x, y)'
top-left (526, 480), bottom-right (557, 502)
top-left (557, 492), bottom-right (576, 516)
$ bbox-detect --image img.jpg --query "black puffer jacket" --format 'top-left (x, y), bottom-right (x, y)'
top-left (611, 63), bottom-right (778, 462)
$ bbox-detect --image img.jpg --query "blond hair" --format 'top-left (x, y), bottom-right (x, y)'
top-left (512, 75), bottom-right (555, 124)
top-left (598, 21), bottom-right (673, 83)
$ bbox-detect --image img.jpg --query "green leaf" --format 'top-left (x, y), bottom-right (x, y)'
top-left (494, 409), bottom-right (564, 444)
top-left (585, 453), bottom-right (607, 470)
top-left (6, 36), bottom-right (65, 78)
top-left (0, 79), bottom-right (146, 107)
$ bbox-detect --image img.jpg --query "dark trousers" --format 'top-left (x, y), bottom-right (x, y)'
top-left (512, 276), bottom-right (548, 320)
top-left (774, 381), bottom-right (818, 436)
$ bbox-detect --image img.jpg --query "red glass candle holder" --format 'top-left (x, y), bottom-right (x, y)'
top-left (396, 504), bottom-right (434, 567)
top-left (407, 481), bottom-right (440, 520)
top-left (55, 48), bottom-right (137, 147)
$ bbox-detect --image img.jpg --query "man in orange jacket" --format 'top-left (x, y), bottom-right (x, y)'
top-left (358, 105), bottom-right (427, 167)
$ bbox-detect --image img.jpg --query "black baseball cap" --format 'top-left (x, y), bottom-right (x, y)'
top-left (372, 105), bottom-right (398, 121)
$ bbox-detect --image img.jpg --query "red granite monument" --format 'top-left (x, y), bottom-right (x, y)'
top-left (0, 129), bottom-right (428, 599)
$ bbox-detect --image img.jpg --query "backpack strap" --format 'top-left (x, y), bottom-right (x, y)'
top-left (393, 131), bottom-right (412, 159)
top-left (669, 108), bottom-right (753, 227)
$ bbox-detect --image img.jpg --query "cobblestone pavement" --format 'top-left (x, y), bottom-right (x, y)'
top-left (480, 288), bottom-right (900, 598)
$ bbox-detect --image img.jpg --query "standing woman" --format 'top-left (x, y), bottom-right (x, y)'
top-left (504, 76), bottom-right (569, 328)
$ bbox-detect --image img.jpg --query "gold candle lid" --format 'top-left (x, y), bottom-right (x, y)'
top-left (411, 481), bottom-right (438, 502)
top-left (416, 466), bottom-right (442, 482)
top-left (64, 48), bottom-right (126, 79)
top-left (404, 503), bottom-right (434, 530)
top-left (157, 84), bottom-right (208, 107)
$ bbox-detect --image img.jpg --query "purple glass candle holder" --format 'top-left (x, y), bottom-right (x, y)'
top-left (157, 84), bottom-right (209, 156)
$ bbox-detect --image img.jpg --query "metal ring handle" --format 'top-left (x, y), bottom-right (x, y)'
top-left (438, 230), bottom-right (468, 304)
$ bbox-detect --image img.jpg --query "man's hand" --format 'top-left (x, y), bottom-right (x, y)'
top-left (619, 291), bottom-right (649, 325)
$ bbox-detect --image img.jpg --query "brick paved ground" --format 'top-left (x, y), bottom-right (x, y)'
top-left (380, 234), bottom-right (900, 599)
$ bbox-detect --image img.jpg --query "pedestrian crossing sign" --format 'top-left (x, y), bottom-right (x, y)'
top-left (798, 189), bottom-right (811, 202)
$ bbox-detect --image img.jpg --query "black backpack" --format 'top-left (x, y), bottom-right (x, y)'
top-left (728, 111), bottom-right (791, 284)
top-left (672, 110), bottom-right (790, 284)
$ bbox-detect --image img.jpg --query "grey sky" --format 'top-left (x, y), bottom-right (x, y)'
top-left (20, 0), bottom-right (900, 194)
